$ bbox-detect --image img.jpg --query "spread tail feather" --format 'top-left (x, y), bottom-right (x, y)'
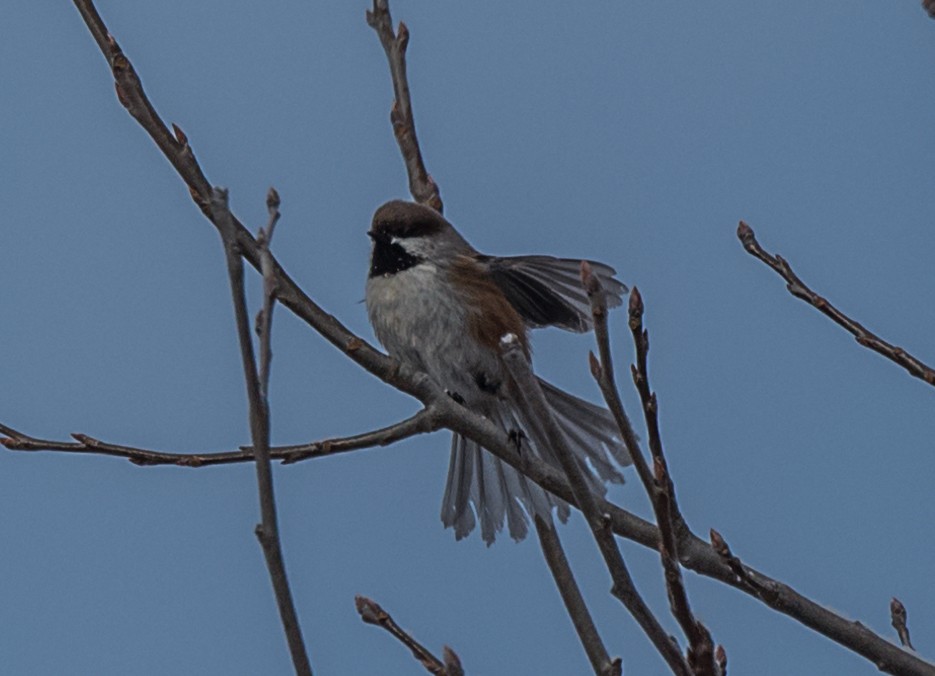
top-left (440, 378), bottom-right (631, 544)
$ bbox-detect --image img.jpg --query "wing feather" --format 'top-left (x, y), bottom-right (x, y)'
top-left (480, 255), bottom-right (627, 332)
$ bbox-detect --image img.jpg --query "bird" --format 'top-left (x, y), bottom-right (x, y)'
top-left (365, 199), bottom-right (632, 544)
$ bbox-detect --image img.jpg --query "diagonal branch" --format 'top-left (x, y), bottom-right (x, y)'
top-left (501, 334), bottom-right (690, 676)
top-left (355, 596), bottom-right (462, 675)
top-left (584, 265), bottom-right (715, 674)
top-left (737, 221), bottom-right (935, 388)
top-left (626, 287), bottom-right (716, 675)
top-left (534, 516), bottom-right (621, 676)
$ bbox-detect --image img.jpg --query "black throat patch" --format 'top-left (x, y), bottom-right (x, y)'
top-left (369, 236), bottom-right (422, 277)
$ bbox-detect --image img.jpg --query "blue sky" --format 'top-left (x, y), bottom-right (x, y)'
top-left (3, 2), bottom-right (934, 674)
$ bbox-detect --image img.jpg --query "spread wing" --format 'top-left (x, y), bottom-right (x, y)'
top-left (479, 255), bottom-right (627, 333)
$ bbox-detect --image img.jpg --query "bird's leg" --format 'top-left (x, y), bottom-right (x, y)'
top-left (508, 429), bottom-right (526, 453)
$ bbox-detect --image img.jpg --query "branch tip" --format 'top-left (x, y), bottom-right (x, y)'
top-left (709, 529), bottom-right (727, 554)
top-left (580, 260), bottom-right (601, 296)
top-left (355, 595), bottom-right (383, 624)
top-left (890, 597), bottom-right (914, 650)
top-left (396, 21), bottom-right (409, 50)
top-left (588, 351), bottom-right (602, 379)
top-left (443, 646), bottom-right (463, 674)
top-left (171, 123), bottom-right (188, 146)
top-left (628, 286), bottom-right (644, 320)
top-left (267, 187), bottom-right (281, 209)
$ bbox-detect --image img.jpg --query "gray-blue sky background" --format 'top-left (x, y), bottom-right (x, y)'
top-left (3, 2), bottom-right (934, 674)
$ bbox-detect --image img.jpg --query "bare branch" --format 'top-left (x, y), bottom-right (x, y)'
top-left (256, 186), bottom-right (281, 398)
top-left (355, 596), bottom-right (458, 675)
top-left (57, 5), bottom-right (935, 674)
top-left (627, 288), bottom-right (716, 674)
top-left (275, 408), bottom-right (441, 464)
top-left (584, 267), bottom-right (715, 674)
top-left (581, 263), bottom-right (655, 498)
top-left (891, 598), bottom-right (915, 651)
top-left (1, 410), bottom-right (439, 467)
top-left (737, 221), bottom-right (935, 388)
top-left (534, 516), bottom-right (621, 676)
top-left (500, 334), bottom-right (689, 676)
top-left (211, 188), bottom-right (312, 676)
top-left (365, 0), bottom-right (442, 211)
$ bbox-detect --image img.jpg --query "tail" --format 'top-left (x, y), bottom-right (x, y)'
top-left (440, 378), bottom-right (632, 545)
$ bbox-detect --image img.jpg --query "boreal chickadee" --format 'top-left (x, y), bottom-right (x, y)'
top-left (366, 200), bottom-right (632, 544)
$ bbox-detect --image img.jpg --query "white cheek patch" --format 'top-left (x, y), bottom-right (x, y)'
top-left (395, 236), bottom-right (430, 258)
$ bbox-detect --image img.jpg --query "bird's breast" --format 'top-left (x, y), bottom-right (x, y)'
top-left (365, 262), bottom-right (515, 407)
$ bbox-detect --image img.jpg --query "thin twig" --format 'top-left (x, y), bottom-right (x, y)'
top-left (626, 286), bottom-right (715, 675)
top-left (737, 221), bottom-right (935, 388)
top-left (355, 596), bottom-right (459, 675)
top-left (581, 263), bottom-right (655, 498)
top-left (59, 5), bottom-right (935, 673)
top-left (891, 598), bottom-right (915, 650)
top-left (211, 188), bottom-right (312, 676)
top-left (584, 265), bottom-right (714, 672)
top-left (626, 288), bottom-right (674, 496)
top-left (534, 516), bottom-right (621, 676)
top-left (256, 187), bottom-right (281, 398)
top-left (365, 0), bottom-right (441, 211)
top-left (1, 410), bottom-right (439, 467)
top-left (500, 335), bottom-right (689, 676)
top-left (6, 424), bottom-right (932, 673)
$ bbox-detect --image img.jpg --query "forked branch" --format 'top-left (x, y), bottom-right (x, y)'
top-left (211, 188), bottom-right (312, 676)
top-left (584, 267), bottom-right (717, 675)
